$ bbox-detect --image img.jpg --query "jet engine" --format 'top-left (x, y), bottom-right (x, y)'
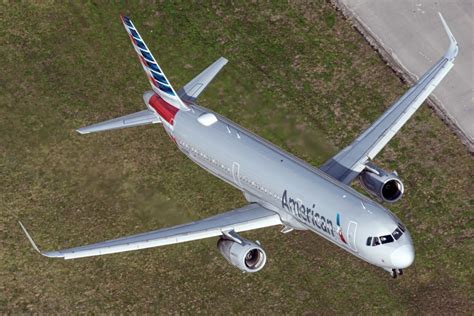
top-left (217, 236), bottom-right (267, 273)
top-left (359, 163), bottom-right (404, 203)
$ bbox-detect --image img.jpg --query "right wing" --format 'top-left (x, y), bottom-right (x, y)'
top-left (76, 109), bottom-right (160, 134)
top-left (178, 57), bottom-right (228, 103)
top-left (320, 13), bottom-right (458, 185)
top-left (19, 203), bottom-right (281, 260)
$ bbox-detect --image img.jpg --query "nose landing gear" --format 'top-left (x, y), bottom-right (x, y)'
top-left (391, 269), bottom-right (403, 278)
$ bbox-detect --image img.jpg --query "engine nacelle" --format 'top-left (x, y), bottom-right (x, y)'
top-left (359, 163), bottom-right (404, 203)
top-left (217, 236), bottom-right (267, 273)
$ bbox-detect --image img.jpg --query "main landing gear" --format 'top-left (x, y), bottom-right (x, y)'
top-left (391, 268), bottom-right (403, 278)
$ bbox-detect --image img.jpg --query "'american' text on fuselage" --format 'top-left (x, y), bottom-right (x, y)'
top-left (281, 190), bottom-right (335, 237)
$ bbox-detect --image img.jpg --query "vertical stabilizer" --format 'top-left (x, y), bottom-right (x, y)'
top-left (121, 15), bottom-right (188, 110)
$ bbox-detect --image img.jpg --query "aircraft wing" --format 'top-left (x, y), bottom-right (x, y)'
top-left (19, 203), bottom-right (281, 260)
top-left (178, 57), bottom-right (228, 103)
top-left (76, 109), bottom-right (160, 134)
top-left (320, 13), bottom-right (458, 185)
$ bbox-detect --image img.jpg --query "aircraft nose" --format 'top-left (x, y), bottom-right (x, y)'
top-left (390, 244), bottom-right (415, 269)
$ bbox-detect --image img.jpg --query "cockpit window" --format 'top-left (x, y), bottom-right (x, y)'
top-left (366, 237), bottom-right (372, 246)
top-left (380, 234), bottom-right (394, 244)
top-left (397, 223), bottom-right (406, 232)
top-left (368, 225), bottom-right (406, 246)
top-left (372, 237), bottom-right (380, 246)
top-left (392, 228), bottom-right (403, 240)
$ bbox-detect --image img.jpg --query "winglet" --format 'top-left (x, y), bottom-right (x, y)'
top-left (19, 221), bottom-right (41, 254)
top-left (438, 12), bottom-right (458, 60)
top-left (76, 127), bottom-right (89, 135)
top-left (18, 221), bottom-right (63, 258)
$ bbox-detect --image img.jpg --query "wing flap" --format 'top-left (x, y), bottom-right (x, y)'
top-left (20, 204), bottom-right (281, 260)
top-left (76, 110), bottom-right (160, 134)
top-left (178, 57), bottom-right (228, 103)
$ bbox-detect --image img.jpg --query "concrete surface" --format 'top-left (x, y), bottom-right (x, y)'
top-left (334, 0), bottom-right (473, 151)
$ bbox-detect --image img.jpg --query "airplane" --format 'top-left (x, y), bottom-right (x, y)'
top-left (19, 13), bottom-right (458, 278)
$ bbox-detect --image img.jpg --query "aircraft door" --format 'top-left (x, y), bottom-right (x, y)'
top-left (232, 162), bottom-right (242, 187)
top-left (347, 221), bottom-right (358, 252)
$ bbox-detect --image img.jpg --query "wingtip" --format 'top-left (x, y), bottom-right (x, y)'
top-left (438, 12), bottom-right (458, 60)
top-left (18, 221), bottom-right (64, 258)
top-left (18, 221), bottom-right (41, 254)
top-left (75, 128), bottom-right (87, 135)
top-left (219, 56), bottom-right (229, 64)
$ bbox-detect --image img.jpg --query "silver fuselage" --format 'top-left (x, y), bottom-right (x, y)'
top-left (164, 102), bottom-right (414, 271)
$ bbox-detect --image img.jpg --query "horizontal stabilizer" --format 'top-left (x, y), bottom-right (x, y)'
top-left (178, 57), bottom-right (228, 103)
top-left (77, 109), bottom-right (160, 134)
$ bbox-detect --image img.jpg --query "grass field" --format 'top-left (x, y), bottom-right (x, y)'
top-left (1, 1), bottom-right (473, 314)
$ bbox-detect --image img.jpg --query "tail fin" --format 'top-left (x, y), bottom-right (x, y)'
top-left (121, 15), bottom-right (188, 110)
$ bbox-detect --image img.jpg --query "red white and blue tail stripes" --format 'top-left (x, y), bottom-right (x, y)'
top-left (121, 15), bottom-right (187, 110)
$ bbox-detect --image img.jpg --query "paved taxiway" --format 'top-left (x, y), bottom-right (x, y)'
top-left (334, 0), bottom-right (473, 151)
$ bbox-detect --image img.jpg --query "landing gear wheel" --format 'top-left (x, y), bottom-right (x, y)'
top-left (391, 269), bottom-right (397, 279)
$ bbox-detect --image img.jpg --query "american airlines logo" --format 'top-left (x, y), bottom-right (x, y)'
top-left (281, 190), bottom-right (335, 237)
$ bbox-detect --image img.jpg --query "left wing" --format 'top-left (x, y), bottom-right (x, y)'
top-left (320, 13), bottom-right (458, 184)
top-left (19, 204), bottom-right (281, 260)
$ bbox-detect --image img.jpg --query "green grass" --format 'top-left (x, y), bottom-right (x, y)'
top-left (1, 1), bottom-right (473, 314)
